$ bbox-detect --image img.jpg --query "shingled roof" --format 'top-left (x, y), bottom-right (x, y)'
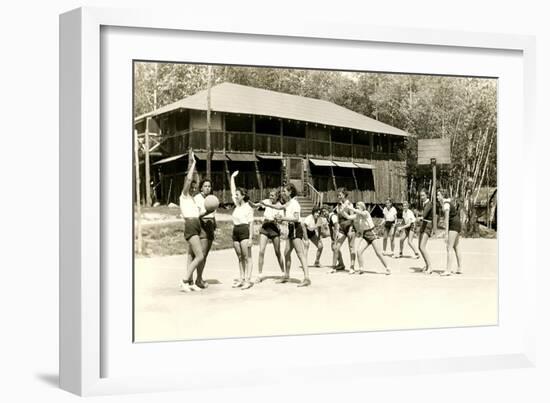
top-left (136, 82), bottom-right (409, 137)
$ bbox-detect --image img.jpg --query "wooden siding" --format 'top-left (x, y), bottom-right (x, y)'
top-left (147, 111), bottom-right (407, 205)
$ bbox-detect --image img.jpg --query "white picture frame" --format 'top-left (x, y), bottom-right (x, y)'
top-left (60, 6), bottom-right (537, 396)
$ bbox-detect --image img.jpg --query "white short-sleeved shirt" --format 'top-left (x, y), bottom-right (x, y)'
top-left (402, 209), bottom-right (416, 225)
top-left (285, 198), bottom-right (301, 220)
top-left (355, 210), bottom-right (374, 232)
top-left (262, 199), bottom-right (281, 221)
top-left (303, 214), bottom-right (317, 231)
top-left (179, 194), bottom-right (200, 218)
top-left (232, 203), bottom-right (254, 225)
top-left (194, 193), bottom-right (213, 219)
top-left (383, 206), bottom-right (397, 222)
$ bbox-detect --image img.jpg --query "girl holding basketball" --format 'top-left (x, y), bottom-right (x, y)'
top-left (250, 189), bottom-right (285, 282)
top-left (418, 188), bottom-right (434, 274)
top-left (189, 179), bottom-right (217, 289)
top-left (330, 188), bottom-right (356, 274)
top-left (230, 171), bottom-right (255, 290)
top-left (179, 151), bottom-right (206, 292)
top-left (275, 183), bottom-right (311, 287)
top-left (437, 189), bottom-right (463, 276)
top-left (349, 201), bottom-right (392, 275)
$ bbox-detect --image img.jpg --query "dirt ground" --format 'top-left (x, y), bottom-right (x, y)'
top-left (134, 237), bottom-right (498, 342)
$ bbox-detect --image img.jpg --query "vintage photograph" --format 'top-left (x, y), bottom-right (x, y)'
top-left (133, 62), bottom-right (497, 342)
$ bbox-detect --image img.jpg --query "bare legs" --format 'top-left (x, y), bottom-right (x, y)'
top-left (256, 234), bottom-right (284, 282)
top-left (357, 238), bottom-right (390, 274)
top-left (442, 230), bottom-right (462, 275)
top-left (347, 230), bottom-right (356, 271)
top-left (383, 224), bottom-right (396, 256)
top-left (399, 229), bottom-right (420, 257)
top-left (418, 231), bottom-right (433, 274)
top-left (279, 238), bottom-right (311, 286)
top-left (304, 234), bottom-right (323, 267)
top-left (233, 239), bottom-right (252, 288)
top-left (180, 235), bottom-right (204, 292)
top-left (195, 238), bottom-right (212, 287)
top-left (332, 233), bottom-right (348, 271)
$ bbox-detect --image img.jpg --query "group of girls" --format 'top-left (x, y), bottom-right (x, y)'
top-left (416, 188), bottom-right (463, 276)
top-left (178, 153), bottom-right (311, 292)
top-left (326, 188), bottom-right (463, 276)
top-left (179, 153), bottom-right (462, 293)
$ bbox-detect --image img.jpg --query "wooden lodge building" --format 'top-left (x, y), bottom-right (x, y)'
top-left (134, 82), bottom-right (409, 208)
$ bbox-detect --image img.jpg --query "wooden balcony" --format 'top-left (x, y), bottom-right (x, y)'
top-left (165, 129), bottom-right (400, 161)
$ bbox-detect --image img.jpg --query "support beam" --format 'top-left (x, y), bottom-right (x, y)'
top-left (254, 161), bottom-right (263, 199)
top-left (330, 166), bottom-right (337, 191)
top-left (206, 65), bottom-right (213, 180)
top-left (352, 168), bottom-right (359, 191)
top-left (133, 130), bottom-right (143, 254)
top-left (144, 118), bottom-right (152, 207)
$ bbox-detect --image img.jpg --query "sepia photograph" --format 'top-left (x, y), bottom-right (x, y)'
top-left (132, 62), bottom-right (497, 343)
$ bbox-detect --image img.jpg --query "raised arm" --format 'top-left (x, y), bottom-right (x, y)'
top-left (181, 151), bottom-right (196, 197)
top-left (230, 170), bottom-right (239, 205)
top-left (348, 206), bottom-right (368, 218)
top-left (443, 202), bottom-right (450, 237)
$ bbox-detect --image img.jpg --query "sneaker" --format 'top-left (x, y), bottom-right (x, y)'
top-left (232, 280), bottom-right (244, 288)
top-left (297, 278), bottom-right (311, 287)
top-left (313, 261), bottom-right (321, 268)
top-left (189, 284), bottom-right (203, 291)
top-left (275, 276), bottom-right (289, 284)
top-left (179, 280), bottom-right (192, 292)
top-left (195, 279), bottom-right (209, 289)
top-left (241, 281), bottom-right (254, 290)
top-left (385, 268), bottom-right (392, 275)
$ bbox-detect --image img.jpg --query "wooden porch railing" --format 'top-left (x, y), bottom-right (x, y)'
top-left (305, 182), bottom-right (323, 207)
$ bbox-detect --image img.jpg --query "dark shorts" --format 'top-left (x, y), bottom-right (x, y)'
top-left (449, 218), bottom-right (461, 233)
top-left (199, 218), bottom-right (216, 241)
top-left (184, 218), bottom-right (202, 241)
top-left (419, 221), bottom-right (432, 237)
top-left (363, 229), bottom-right (378, 245)
top-left (339, 219), bottom-right (354, 235)
top-left (232, 224), bottom-right (250, 243)
top-left (306, 228), bottom-right (317, 239)
top-left (288, 222), bottom-right (304, 240)
top-left (260, 221), bottom-right (280, 240)
top-left (384, 221), bottom-right (396, 230)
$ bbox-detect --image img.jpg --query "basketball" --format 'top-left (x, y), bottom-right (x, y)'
top-left (204, 195), bottom-right (220, 213)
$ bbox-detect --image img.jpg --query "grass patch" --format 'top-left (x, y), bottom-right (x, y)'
top-left (137, 220), bottom-right (262, 258)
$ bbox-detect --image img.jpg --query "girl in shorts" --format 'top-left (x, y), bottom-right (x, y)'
top-left (179, 151), bottom-right (206, 292)
top-left (250, 189), bottom-right (285, 282)
top-left (324, 206), bottom-right (345, 271)
top-left (349, 202), bottom-right (391, 275)
top-left (303, 207), bottom-right (324, 268)
top-left (274, 183), bottom-right (311, 287)
top-left (418, 188), bottom-right (434, 274)
top-left (437, 189), bottom-right (463, 276)
top-left (187, 178), bottom-right (216, 289)
top-left (330, 188), bottom-right (356, 273)
top-left (381, 198), bottom-right (398, 257)
top-left (397, 200), bottom-right (420, 259)
top-left (230, 171), bottom-right (255, 290)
